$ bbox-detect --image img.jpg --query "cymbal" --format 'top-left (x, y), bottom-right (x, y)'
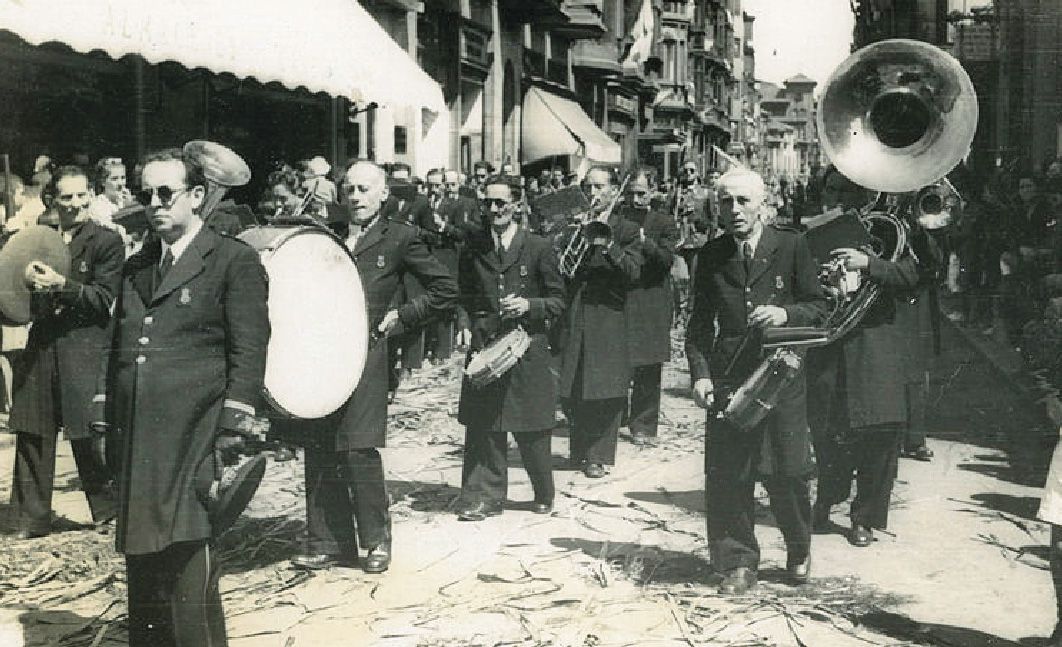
top-left (0, 225), bottom-right (71, 325)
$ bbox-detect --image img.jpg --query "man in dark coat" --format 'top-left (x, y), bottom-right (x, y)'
top-left (426, 169), bottom-right (480, 362)
top-left (9, 166), bottom-right (124, 539)
top-left (808, 167), bottom-right (940, 549)
top-left (557, 167), bottom-right (642, 479)
top-left (620, 172), bottom-right (679, 446)
top-left (382, 163), bottom-right (437, 375)
top-left (101, 148), bottom-right (270, 646)
top-left (454, 175), bottom-right (565, 521)
top-left (687, 168), bottom-right (827, 595)
top-left (287, 161), bottom-right (456, 574)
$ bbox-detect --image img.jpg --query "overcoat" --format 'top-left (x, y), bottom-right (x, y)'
top-left (431, 194), bottom-right (480, 275)
top-left (284, 217), bottom-right (457, 450)
top-left (105, 226), bottom-right (270, 555)
top-left (457, 228), bottom-right (565, 433)
top-left (685, 225), bottom-right (827, 477)
top-left (557, 219), bottom-right (642, 400)
top-left (383, 193), bottom-right (437, 302)
top-left (805, 244), bottom-right (936, 430)
top-left (620, 205), bottom-right (679, 367)
top-left (10, 221), bottom-right (124, 440)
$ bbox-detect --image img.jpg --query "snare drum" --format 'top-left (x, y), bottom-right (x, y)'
top-left (239, 225), bottom-right (369, 419)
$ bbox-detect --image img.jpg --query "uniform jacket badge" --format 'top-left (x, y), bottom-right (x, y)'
top-left (520, 264), bottom-right (528, 277)
top-left (79, 260), bottom-right (89, 273)
top-left (775, 275), bottom-right (784, 290)
top-left (377, 255), bottom-right (386, 269)
top-left (179, 287), bottom-right (192, 305)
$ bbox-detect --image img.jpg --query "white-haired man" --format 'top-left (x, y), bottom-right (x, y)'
top-left (285, 161), bottom-right (457, 574)
top-left (686, 167), bottom-right (827, 594)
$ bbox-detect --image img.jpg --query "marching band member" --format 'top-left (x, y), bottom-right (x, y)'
top-left (808, 167), bottom-right (940, 548)
top-left (383, 162), bottom-right (437, 377)
top-left (620, 172), bottom-right (679, 446)
top-left (425, 169), bottom-right (479, 362)
top-left (287, 161), bottom-right (456, 573)
top-left (556, 166), bottom-right (642, 478)
top-left (687, 168), bottom-right (827, 594)
top-left (9, 166), bottom-right (124, 540)
top-left (99, 148), bottom-right (271, 646)
top-left (454, 175), bottom-right (565, 520)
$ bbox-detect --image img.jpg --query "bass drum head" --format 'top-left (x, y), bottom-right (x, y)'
top-left (242, 226), bottom-right (369, 419)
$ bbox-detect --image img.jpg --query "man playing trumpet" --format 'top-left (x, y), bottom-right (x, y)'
top-left (686, 168), bottom-right (827, 594)
top-left (556, 167), bottom-right (642, 478)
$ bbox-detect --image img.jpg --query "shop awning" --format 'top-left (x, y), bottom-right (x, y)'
top-left (521, 86), bottom-right (621, 165)
top-left (0, 0), bottom-right (446, 112)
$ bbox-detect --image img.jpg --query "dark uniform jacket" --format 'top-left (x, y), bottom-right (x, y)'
top-left (104, 226), bottom-right (270, 555)
top-left (621, 205), bottom-right (679, 367)
top-left (557, 219), bottom-right (642, 400)
top-left (457, 228), bottom-right (565, 433)
top-left (685, 225), bottom-right (827, 477)
top-left (10, 221), bottom-right (124, 440)
top-left (806, 227), bottom-right (940, 429)
top-left (431, 194), bottom-right (480, 275)
top-left (290, 216), bottom-right (457, 450)
top-left (383, 193), bottom-right (438, 304)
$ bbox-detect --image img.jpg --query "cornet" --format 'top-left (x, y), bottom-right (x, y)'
top-left (556, 174), bottom-right (629, 279)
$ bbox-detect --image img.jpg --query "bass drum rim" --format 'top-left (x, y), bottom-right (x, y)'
top-left (239, 224), bottom-right (370, 419)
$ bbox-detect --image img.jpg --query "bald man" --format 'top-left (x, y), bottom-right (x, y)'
top-left (686, 168), bottom-right (827, 594)
top-left (284, 162), bottom-right (457, 575)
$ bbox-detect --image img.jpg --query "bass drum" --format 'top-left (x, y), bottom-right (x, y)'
top-left (239, 225), bottom-right (369, 419)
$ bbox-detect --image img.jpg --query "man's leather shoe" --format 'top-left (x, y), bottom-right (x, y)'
top-left (786, 555), bottom-right (811, 584)
top-left (849, 524), bottom-right (874, 547)
top-left (718, 567), bottom-right (757, 595)
top-left (363, 542), bottom-right (391, 574)
top-left (530, 501), bottom-right (553, 515)
top-left (457, 500), bottom-right (503, 521)
top-left (630, 433), bottom-right (649, 447)
top-left (812, 503), bottom-right (831, 534)
top-left (583, 463), bottom-right (606, 478)
top-left (291, 553), bottom-right (352, 570)
top-left (902, 446), bottom-right (934, 462)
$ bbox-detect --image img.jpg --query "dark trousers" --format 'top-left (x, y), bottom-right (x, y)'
top-left (815, 424), bottom-right (902, 529)
top-left (461, 427), bottom-right (554, 505)
top-left (569, 397), bottom-right (624, 465)
top-left (126, 540), bottom-right (227, 647)
top-left (400, 329), bottom-right (425, 371)
top-left (304, 446), bottom-right (391, 555)
top-left (629, 364), bottom-right (663, 437)
top-left (11, 431), bottom-right (115, 533)
top-left (426, 318), bottom-right (454, 362)
top-left (903, 380), bottom-right (928, 451)
top-left (705, 421), bottom-right (811, 572)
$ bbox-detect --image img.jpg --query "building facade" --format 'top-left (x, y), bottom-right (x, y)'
top-left (757, 75), bottom-right (820, 182)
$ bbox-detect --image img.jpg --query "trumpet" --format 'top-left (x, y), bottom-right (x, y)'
top-left (556, 174), bottom-right (630, 279)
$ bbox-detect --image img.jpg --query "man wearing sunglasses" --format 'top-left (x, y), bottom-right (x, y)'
top-left (97, 148), bottom-right (270, 647)
top-left (453, 175), bottom-right (565, 521)
top-left (619, 172), bottom-right (680, 447)
top-left (9, 165), bottom-right (124, 542)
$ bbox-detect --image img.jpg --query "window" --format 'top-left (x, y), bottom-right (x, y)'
top-left (394, 126), bottom-right (408, 155)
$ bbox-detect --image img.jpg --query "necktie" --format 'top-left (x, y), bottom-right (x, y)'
top-left (742, 241), bottom-right (753, 276)
top-left (156, 249), bottom-right (174, 287)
